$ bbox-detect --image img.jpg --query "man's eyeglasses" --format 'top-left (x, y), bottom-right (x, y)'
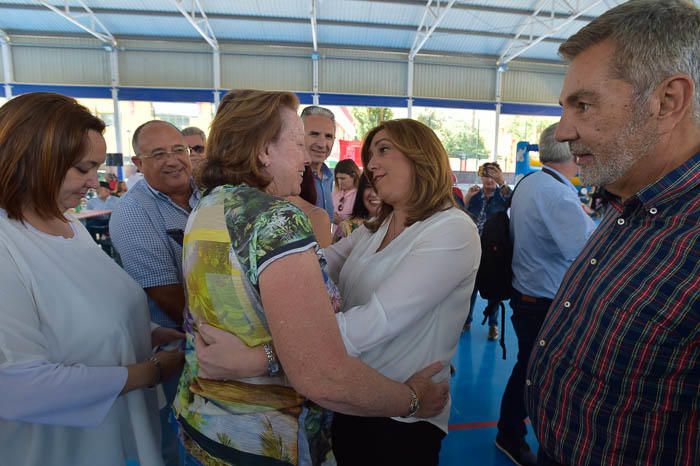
top-left (139, 145), bottom-right (190, 161)
top-left (189, 145), bottom-right (205, 155)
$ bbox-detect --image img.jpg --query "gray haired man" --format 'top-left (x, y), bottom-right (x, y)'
top-left (301, 105), bottom-right (336, 220)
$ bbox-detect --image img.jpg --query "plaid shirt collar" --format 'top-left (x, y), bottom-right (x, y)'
top-left (607, 151), bottom-right (700, 213)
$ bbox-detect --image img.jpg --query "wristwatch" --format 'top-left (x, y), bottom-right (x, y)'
top-left (263, 343), bottom-right (280, 377)
top-left (402, 385), bottom-right (420, 418)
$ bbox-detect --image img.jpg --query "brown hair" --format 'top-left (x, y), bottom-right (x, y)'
top-left (333, 158), bottom-right (361, 189)
top-left (0, 92), bottom-right (105, 221)
top-left (197, 89), bottom-right (299, 190)
top-left (361, 119), bottom-right (455, 233)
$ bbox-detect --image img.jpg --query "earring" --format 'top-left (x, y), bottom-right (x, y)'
top-left (263, 161), bottom-right (271, 167)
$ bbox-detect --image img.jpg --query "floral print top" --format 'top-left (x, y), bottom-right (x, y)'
top-left (173, 184), bottom-right (339, 466)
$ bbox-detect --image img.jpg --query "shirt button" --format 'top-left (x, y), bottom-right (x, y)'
top-left (539, 339), bottom-right (546, 347)
top-left (526, 379), bottom-right (532, 386)
top-left (590, 258), bottom-right (597, 265)
top-left (649, 207), bottom-right (658, 215)
top-left (564, 301), bottom-right (571, 308)
top-left (617, 218), bottom-right (625, 225)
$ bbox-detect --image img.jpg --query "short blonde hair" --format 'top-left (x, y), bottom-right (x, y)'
top-left (361, 119), bottom-right (455, 232)
top-left (198, 89), bottom-right (299, 190)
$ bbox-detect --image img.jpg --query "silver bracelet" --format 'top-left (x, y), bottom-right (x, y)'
top-left (148, 355), bottom-right (162, 387)
top-left (263, 343), bottom-right (280, 377)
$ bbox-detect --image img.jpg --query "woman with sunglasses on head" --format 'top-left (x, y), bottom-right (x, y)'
top-left (331, 159), bottom-right (361, 225)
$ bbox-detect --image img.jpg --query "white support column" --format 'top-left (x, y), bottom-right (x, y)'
top-left (213, 48), bottom-right (221, 108)
top-left (0, 30), bottom-right (14, 99)
top-left (493, 66), bottom-right (505, 163)
top-left (407, 57), bottom-right (414, 118)
top-left (312, 52), bottom-right (320, 105)
top-left (109, 48), bottom-right (122, 154)
top-left (310, 0), bottom-right (320, 105)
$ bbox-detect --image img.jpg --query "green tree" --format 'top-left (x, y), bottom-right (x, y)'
top-left (415, 110), bottom-right (445, 135)
top-left (351, 107), bottom-right (394, 139)
top-left (443, 126), bottom-right (489, 161)
top-left (507, 116), bottom-right (551, 144)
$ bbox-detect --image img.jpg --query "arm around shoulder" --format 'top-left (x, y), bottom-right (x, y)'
top-left (259, 249), bottom-right (446, 417)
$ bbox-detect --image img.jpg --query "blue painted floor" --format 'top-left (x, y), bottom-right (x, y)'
top-left (439, 297), bottom-right (539, 466)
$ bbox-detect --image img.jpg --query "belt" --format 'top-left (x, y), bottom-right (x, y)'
top-left (515, 292), bottom-right (552, 304)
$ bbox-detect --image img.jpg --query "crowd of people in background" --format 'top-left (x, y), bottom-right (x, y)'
top-left (0, 1), bottom-right (698, 466)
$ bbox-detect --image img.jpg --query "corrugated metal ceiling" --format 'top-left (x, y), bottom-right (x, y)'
top-left (0, 0), bottom-right (654, 64)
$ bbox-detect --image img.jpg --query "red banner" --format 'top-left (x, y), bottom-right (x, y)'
top-left (338, 140), bottom-right (363, 168)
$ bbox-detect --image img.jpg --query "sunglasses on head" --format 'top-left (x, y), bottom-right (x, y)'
top-left (189, 145), bottom-right (205, 154)
top-left (478, 163), bottom-right (500, 177)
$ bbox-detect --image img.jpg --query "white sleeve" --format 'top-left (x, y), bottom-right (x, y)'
top-left (0, 237), bottom-right (127, 427)
top-left (324, 225), bottom-right (362, 283)
top-left (0, 361), bottom-right (127, 427)
top-left (335, 215), bottom-right (479, 356)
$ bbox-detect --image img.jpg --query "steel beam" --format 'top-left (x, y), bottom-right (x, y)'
top-left (409, 0), bottom-right (457, 60)
top-left (37, 0), bottom-right (116, 47)
top-left (170, 0), bottom-right (220, 106)
top-left (498, 0), bottom-right (603, 65)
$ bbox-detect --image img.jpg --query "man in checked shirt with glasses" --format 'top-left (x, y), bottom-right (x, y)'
top-left (526, 1), bottom-right (700, 465)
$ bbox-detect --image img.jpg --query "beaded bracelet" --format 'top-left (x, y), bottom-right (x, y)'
top-left (148, 355), bottom-right (162, 387)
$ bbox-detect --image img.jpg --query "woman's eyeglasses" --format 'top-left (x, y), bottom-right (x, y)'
top-left (338, 195), bottom-right (346, 212)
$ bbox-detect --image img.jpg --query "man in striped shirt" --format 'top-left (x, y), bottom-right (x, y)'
top-left (526, 1), bottom-right (700, 465)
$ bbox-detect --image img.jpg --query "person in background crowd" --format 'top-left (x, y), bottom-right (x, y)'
top-left (116, 180), bottom-right (129, 197)
top-left (181, 126), bottom-right (207, 173)
top-left (0, 92), bottom-right (183, 466)
top-left (332, 174), bottom-right (381, 243)
top-left (302, 105), bottom-right (336, 221)
top-left (452, 173), bottom-right (465, 209)
top-left (173, 90), bottom-right (449, 466)
top-left (527, 2), bottom-right (700, 465)
top-left (464, 162), bottom-right (511, 340)
top-left (494, 123), bottom-right (595, 466)
top-left (110, 120), bottom-right (198, 466)
top-left (289, 163), bottom-right (333, 247)
top-left (88, 181), bottom-right (121, 212)
top-left (85, 180), bottom-right (121, 240)
top-left (332, 159), bottom-right (361, 225)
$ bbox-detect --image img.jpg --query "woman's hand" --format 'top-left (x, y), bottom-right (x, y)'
top-left (466, 185), bottom-right (481, 200)
top-left (153, 349), bottom-right (185, 382)
top-left (404, 362), bottom-right (450, 418)
top-left (151, 326), bottom-right (185, 349)
top-left (195, 323), bottom-right (268, 380)
top-left (486, 165), bottom-right (506, 186)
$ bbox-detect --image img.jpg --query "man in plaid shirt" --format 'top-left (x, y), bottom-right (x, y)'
top-left (526, 1), bottom-right (700, 465)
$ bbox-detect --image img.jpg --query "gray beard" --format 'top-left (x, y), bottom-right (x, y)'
top-left (576, 112), bottom-right (659, 187)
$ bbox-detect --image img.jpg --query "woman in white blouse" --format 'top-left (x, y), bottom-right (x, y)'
top-left (196, 118), bottom-right (480, 465)
top-left (0, 92), bottom-right (184, 466)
